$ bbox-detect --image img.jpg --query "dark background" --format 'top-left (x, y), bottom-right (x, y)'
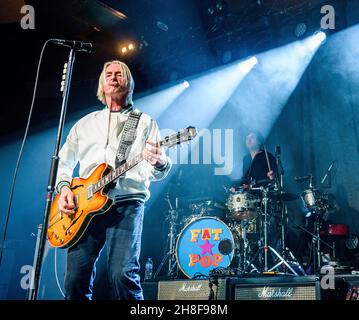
top-left (0, 0), bottom-right (359, 299)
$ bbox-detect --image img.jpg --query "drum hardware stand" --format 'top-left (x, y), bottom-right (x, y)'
top-left (311, 212), bottom-right (336, 274)
top-left (278, 205), bottom-right (307, 275)
top-left (249, 186), bottom-right (300, 275)
top-left (237, 220), bottom-right (260, 275)
top-left (273, 146), bottom-right (305, 275)
top-left (289, 213), bottom-right (336, 274)
top-left (154, 195), bottom-right (179, 279)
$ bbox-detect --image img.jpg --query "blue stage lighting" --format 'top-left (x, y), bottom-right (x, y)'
top-left (134, 82), bottom-right (187, 119)
top-left (308, 31), bottom-right (327, 50)
top-left (182, 80), bottom-right (190, 89)
top-left (241, 56), bottom-right (258, 72)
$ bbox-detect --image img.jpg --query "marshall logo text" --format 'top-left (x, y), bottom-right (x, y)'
top-left (178, 283), bottom-right (203, 292)
top-left (258, 286), bottom-right (295, 299)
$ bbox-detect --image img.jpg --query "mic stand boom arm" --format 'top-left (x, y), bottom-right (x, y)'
top-left (28, 48), bottom-right (76, 300)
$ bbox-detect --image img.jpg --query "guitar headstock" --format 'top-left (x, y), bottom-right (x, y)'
top-left (160, 126), bottom-right (197, 148)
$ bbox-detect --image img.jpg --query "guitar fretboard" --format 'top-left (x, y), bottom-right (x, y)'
top-left (92, 154), bottom-right (144, 193)
top-left (89, 128), bottom-right (193, 195)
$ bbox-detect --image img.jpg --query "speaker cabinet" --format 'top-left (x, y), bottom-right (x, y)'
top-left (142, 282), bottom-right (159, 300)
top-left (326, 275), bottom-right (359, 300)
top-left (158, 279), bottom-right (228, 300)
top-left (230, 276), bottom-right (320, 300)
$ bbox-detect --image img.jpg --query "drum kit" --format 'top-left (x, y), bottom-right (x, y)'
top-left (154, 168), bottom-right (339, 280)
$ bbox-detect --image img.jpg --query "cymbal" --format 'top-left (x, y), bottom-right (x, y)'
top-left (230, 210), bottom-right (258, 221)
top-left (188, 199), bottom-right (226, 211)
top-left (269, 191), bottom-right (299, 202)
top-left (253, 179), bottom-right (273, 187)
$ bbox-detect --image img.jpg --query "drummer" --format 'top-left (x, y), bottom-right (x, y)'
top-left (230, 131), bottom-right (277, 192)
top-left (230, 131), bottom-right (281, 263)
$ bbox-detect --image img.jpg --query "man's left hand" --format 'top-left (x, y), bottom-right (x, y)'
top-left (143, 141), bottom-right (166, 168)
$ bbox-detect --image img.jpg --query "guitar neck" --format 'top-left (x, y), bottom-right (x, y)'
top-left (89, 126), bottom-right (196, 195)
top-left (92, 153), bottom-right (144, 193)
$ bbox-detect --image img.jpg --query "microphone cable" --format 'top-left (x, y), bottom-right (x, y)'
top-left (0, 39), bottom-right (52, 265)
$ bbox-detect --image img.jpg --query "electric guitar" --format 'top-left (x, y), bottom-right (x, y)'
top-left (47, 126), bottom-right (197, 248)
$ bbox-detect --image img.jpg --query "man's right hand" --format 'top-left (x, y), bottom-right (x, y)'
top-left (58, 186), bottom-right (75, 215)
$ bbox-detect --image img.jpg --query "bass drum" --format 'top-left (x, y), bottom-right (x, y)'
top-left (175, 217), bottom-right (234, 279)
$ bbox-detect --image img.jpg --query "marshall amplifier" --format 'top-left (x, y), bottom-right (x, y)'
top-left (324, 274), bottom-right (359, 300)
top-left (158, 279), bottom-right (228, 300)
top-left (142, 282), bottom-right (159, 300)
top-left (230, 276), bottom-right (321, 300)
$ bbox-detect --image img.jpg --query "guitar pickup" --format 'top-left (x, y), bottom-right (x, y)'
top-left (87, 184), bottom-right (93, 199)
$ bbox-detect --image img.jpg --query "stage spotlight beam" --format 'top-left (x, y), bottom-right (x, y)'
top-left (158, 55), bottom-right (258, 131)
top-left (225, 32), bottom-right (327, 180)
top-left (134, 82), bottom-right (188, 120)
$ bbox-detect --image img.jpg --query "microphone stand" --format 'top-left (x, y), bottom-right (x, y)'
top-left (28, 48), bottom-right (76, 300)
top-left (275, 148), bottom-right (286, 255)
top-left (276, 148), bottom-right (284, 190)
top-left (154, 189), bottom-right (179, 279)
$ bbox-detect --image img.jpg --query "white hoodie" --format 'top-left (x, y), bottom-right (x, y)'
top-left (56, 107), bottom-right (172, 203)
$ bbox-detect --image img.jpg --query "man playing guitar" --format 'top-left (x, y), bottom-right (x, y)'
top-left (56, 60), bottom-right (172, 300)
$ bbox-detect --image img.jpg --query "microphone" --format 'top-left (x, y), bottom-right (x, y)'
top-left (294, 175), bottom-right (311, 182)
top-left (321, 160), bottom-right (335, 185)
top-left (50, 39), bottom-right (95, 53)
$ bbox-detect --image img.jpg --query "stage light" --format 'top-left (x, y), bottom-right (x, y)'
top-left (294, 22), bottom-right (307, 38)
top-left (239, 56), bottom-right (258, 73)
top-left (216, 2), bottom-right (223, 11)
top-left (248, 56), bottom-right (258, 66)
top-left (314, 30), bottom-right (327, 42)
top-left (182, 80), bottom-right (190, 89)
top-left (120, 43), bottom-right (137, 55)
top-left (308, 31), bottom-right (327, 50)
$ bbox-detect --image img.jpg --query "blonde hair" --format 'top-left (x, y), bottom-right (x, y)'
top-left (96, 60), bottom-right (134, 106)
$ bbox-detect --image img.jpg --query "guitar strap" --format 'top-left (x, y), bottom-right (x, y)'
top-left (115, 109), bottom-right (142, 167)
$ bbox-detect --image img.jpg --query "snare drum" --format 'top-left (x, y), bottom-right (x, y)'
top-left (226, 192), bottom-right (259, 221)
top-left (175, 217), bottom-right (234, 278)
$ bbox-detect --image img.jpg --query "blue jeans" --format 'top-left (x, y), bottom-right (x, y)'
top-left (64, 200), bottom-right (144, 300)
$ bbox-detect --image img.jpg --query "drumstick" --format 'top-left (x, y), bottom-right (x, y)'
top-left (263, 145), bottom-right (272, 173)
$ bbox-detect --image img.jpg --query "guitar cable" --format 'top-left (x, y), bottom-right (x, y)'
top-left (54, 248), bottom-right (65, 298)
top-left (0, 40), bottom-right (52, 266)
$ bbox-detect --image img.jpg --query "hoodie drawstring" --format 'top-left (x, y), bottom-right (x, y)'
top-left (105, 108), bottom-right (111, 149)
